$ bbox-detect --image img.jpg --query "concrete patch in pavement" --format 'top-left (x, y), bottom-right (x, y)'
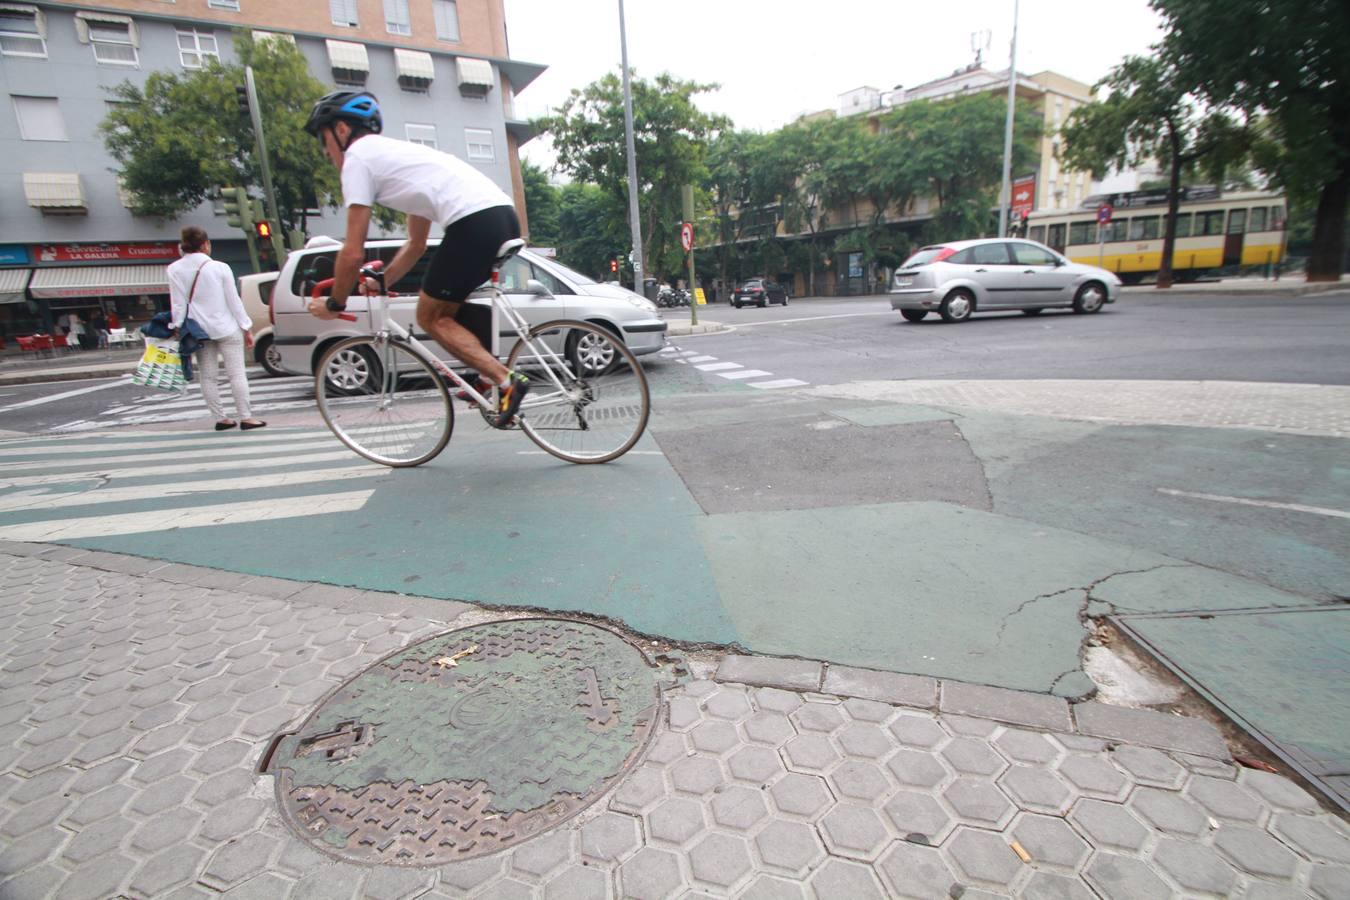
top-left (828, 403), bottom-right (960, 427)
top-left (1088, 564), bottom-right (1321, 615)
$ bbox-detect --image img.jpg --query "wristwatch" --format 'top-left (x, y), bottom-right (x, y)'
top-left (325, 298), bottom-right (347, 312)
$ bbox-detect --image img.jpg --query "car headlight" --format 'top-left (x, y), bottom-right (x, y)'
top-left (626, 296), bottom-right (657, 312)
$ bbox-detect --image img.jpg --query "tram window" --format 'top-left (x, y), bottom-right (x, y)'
top-left (1029, 225), bottom-right (1045, 243)
top-left (1174, 213), bottom-right (1193, 237)
top-left (1249, 208), bottom-right (1267, 232)
top-left (1272, 206), bottom-right (1286, 229)
top-left (1227, 209), bottom-right (1247, 234)
top-left (1200, 211), bottom-right (1226, 235)
top-left (1069, 222), bottom-right (1096, 245)
top-left (1129, 216), bottom-right (1160, 240)
top-left (1106, 220), bottom-right (1128, 242)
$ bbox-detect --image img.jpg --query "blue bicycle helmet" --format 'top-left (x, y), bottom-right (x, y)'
top-left (304, 91), bottom-right (383, 139)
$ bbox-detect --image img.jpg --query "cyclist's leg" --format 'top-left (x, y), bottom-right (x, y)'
top-left (414, 293), bottom-right (507, 384)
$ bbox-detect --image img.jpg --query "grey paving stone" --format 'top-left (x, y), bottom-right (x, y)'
top-left (61, 817), bottom-right (129, 865)
top-left (1213, 825), bottom-right (1301, 880)
top-left (753, 818), bottom-right (825, 875)
top-left (1151, 837), bottom-right (1238, 895)
top-left (648, 796), bottom-right (706, 846)
top-left (128, 844), bottom-right (208, 897)
top-left (1109, 744), bottom-right (1187, 789)
top-left (940, 681), bottom-right (1071, 731)
top-left (130, 773), bottom-right (197, 816)
top-left (6, 765), bottom-right (76, 804)
top-left (1055, 753), bottom-right (1131, 800)
top-left (876, 840), bottom-right (963, 899)
top-left (768, 772), bottom-right (833, 820)
top-left (943, 737), bottom-right (1010, 777)
top-left (835, 722), bottom-right (894, 761)
top-left (710, 784), bottom-right (770, 831)
top-left (1241, 881), bottom-right (1316, 900)
top-left (1010, 812), bottom-right (1091, 871)
top-left (688, 831), bottom-right (753, 889)
top-left (1083, 852), bottom-right (1173, 900)
top-left (435, 855), bottom-right (504, 892)
top-left (618, 846), bottom-right (685, 899)
top-left (941, 714), bottom-right (1003, 738)
top-left (579, 811), bottom-right (641, 863)
top-left (781, 733), bottom-right (840, 774)
top-left (882, 789), bottom-right (956, 847)
top-left (992, 728), bottom-right (1061, 765)
top-left (610, 765), bottom-right (667, 815)
top-left (0, 826), bottom-right (67, 875)
top-left (888, 713), bottom-right (949, 750)
top-left (1074, 702), bottom-right (1230, 759)
top-left (290, 863), bottom-right (363, 900)
top-left (361, 866), bottom-right (435, 900)
top-left (703, 687), bottom-right (753, 722)
top-left (201, 831), bottom-right (278, 889)
top-left (199, 797), bottom-right (271, 843)
top-left (666, 696), bottom-right (701, 731)
top-left (727, 745), bottom-right (785, 786)
top-left (543, 863), bottom-right (607, 900)
top-left (690, 720), bottom-right (739, 755)
top-left (2, 793), bottom-right (70, 836)
top-left (716, 655), bottom-right (821, 691)
top-left (1066, 799), bottom-right (1150, 855)
top-left (741, 712), bottom-right (796, 746)
top-left (1269, 813), bottom-right (1350, 864)
top-left (791, 700), bottom-right (846, 734)
top-left (886, 748), bottom-right (951, 790)
top-left (1019, 872), bottom-right (1098, 900)
top-left (819, 802), bottom-right (891, 861)
top-left (943, 776), bottom-right (1016, 829)
top-left (0, 865), bottom-right (65, 900)
top-left (1240, 769), bottom-right (1322, 813)
top-left (843, 697), bottom-right (896, 723)
top-left (1187, 774), bottom-right (1268, 824)
top-left (739, 874), bottom-right (807, 900)
top-left (943, 826), bottom-right (1022, 888)
top-left (808, 857), bottom-right (887, 900)
top-left (55, 851), bottom-right (136, 900)
top-left (823, 665), bottom-right (937, 708)
top-left (1128, 786), bottom-right (1210, 838)
top-left (509, 829), bottom-right (574, 880)
top-left (828, 759), bottom-right (892, 803)
top-left (669, 755), bottom-right (726, 796)
top-left (1309, 863), bottom-right (1350, 900)
top-left (753, 687), bottom-right (804, 715)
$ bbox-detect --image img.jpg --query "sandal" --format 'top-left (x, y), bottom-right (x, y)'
top-left (240, 420), bottom-right (267, 431)
top-left (215, 420), bottom-right (237, 431)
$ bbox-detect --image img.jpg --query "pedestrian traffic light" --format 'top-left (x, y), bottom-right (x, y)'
top-left (235, 84), bottom-right (250, 116)
top-left (221, 187), bottom-right (248, 229)
top-left (609, 257), bottom-right (618, 274)
top-left (255, 220), bottom-right (272, 239)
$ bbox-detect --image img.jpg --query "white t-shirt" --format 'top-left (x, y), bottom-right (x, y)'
top-left (340, 134), bottom-right (512, 226)
top-left (167, 254), bottom-right (252, 340)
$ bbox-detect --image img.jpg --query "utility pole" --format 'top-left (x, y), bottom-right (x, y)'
top-left (997, 0), bottom-right (1020, 238)
top-left (243, 66), bottom-right (287, 266)
top-left (682, 184), bottom-right (698, 327)
top-left (618, 0), bottom-right (644, 294)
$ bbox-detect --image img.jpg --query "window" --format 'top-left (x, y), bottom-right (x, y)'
top-left (0, 6), bottom-right (45, 57)
top-left (177, 28), bottom-right (218, 68)
top-left (970, 243), bottom-right (1011, 265)
top-left (207, 0), bottom-right (240, 10)
top-left (1249, 207), bottom-right (1267, 232)
top-left (1199, 211), bottom-right (1225, 236)
top-left (1174, 213), bottom-right (1193, 237)
top-left (12, 96), bottom-right (66, 141)
top-left (433, 0), bottom-right (460, 41)
top-left (1227, 208), bottom-right (1247, 234)
top-left (465, 128), bottom-right (494, 162)
top-left (1068, 221), bottom-right (1096, 246)
top-left (1028, 225), bottom-right (1046, 243)
top-left (384, 0), bottom-right (411, 35)
top-left (330, 0), bottom-right (358, 27)
top-left (88, 20), bottom-right (137, 65)
top-left (1128, 216), bottom-right (1160, 240)
top-left (528, 262), bottom-right (572, 296)
top-left (1271, 205), bottom-right (1286, 230)
top-left (1010, 242), bottom-right (1057, 266)
top-left (405, 123), bottom-right (437, 149)
top-left (1105, 220), bottom-right (1128, 242)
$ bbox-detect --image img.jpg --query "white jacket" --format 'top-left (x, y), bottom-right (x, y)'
top-left (167, 253), bottom-right (252, 340)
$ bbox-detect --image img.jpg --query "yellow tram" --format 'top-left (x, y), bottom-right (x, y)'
top-left (1024, 188), bottom-right (1288, 282)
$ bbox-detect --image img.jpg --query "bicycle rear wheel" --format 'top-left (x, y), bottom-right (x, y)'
top-left (315, 336), bottom-right (453, 467)
top-left (507, 320), bottom-right (651, 463)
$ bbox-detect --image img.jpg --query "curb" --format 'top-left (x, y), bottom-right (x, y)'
top-left (664, 320), bottom-right (730, 337)
top-left (0, 365), bottom-right (135, 386)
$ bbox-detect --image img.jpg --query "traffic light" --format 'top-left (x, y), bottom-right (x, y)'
top-left (221, 187), bottom-right (248, 229)
top-left (255, 220), bottom-right (272, 239)
top-left (235, 84), bottom-right (250, 116)
top-left (250, 198), bottom-right (267, 229)
top-left (609, 256), bottom-right (618, 274)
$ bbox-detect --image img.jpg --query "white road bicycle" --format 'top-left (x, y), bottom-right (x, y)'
top-left (312, 239), bottom-right (651, 467)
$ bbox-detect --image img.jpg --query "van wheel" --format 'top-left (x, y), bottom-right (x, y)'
top-left (900, 310), bottom-right (928, 322)
top-left (940, 290), bottom-right (974, 322)
top-left (319, 343), bottom-right (380, 395)
top-left (255, 335), bottom-right (287, 377)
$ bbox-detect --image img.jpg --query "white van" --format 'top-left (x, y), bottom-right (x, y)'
top-left (238, 271), bottom-right (283, 376)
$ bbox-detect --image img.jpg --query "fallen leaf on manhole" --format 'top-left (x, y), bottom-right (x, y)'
top-left (434, 644), bottom-right (480, 668)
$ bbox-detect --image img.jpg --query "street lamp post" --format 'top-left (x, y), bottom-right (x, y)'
top-left (618, 0), bottom-right (644, 293)
top-left (997, 0), bottom-right (1020, 238)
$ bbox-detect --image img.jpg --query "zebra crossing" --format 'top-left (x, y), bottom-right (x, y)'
top-left (0, 426), bottom-right (388, 543)
top-left (56, 370), bottom-right (318, 431)
top-left (658, 347), bottom-right (808, 390)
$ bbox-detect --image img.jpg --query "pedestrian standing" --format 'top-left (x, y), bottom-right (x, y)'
top-left (167, 226), bottom-right (265, 431)
top-left (67, 312), bottom-right (89, 350)
top-left (91, 309), bottom-right (109, 349)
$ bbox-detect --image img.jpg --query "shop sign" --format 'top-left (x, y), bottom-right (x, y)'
top-left (1011, 174), bottom-right (1037, 219)
top-left (0, 245), bottom-right (31, 265)
top-left (32, 242), bottom-right (179, 263)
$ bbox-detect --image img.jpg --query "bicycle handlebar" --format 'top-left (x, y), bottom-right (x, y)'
top-left (310, 259), bottom-right (392, 321)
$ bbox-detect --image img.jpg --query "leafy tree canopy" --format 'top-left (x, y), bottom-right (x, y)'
top-left (521, 160), bottom-right (560, 247)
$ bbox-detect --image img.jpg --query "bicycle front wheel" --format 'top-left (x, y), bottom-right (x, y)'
top-left (508, 321), bottom-right (651, 464)
top-left (315, 336), bottom-right (454, 467)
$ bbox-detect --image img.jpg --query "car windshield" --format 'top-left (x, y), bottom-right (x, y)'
top-left (901, 247), bottom-right (948, 268)
top-left (540, 257), bottom-right (597, 286)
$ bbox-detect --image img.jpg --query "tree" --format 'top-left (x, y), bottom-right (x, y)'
top-left (556, 182), bottom-right (629, 279)
top-left (704, 130), bottom-right (763, 294)
top-left (101, 33), bottom-right (339, 234)
top-left (536, 70), bottom-right (728, 281)
top-left (1061, 55), bottom-right (1244, 288)
top-left (1152, 0), bottom-right (1350, 281)
top-left (521, 160), bottom-right (560, 247)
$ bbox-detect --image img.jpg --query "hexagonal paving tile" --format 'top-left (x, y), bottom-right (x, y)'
top-left (836, 723), bottom-right (893, 760)
top-left (1020, 872), bottom-right (1098, 900)
top-left (711, 784), bottom-right (770, 831)
top-left (768, 772), bottom-right (834, 820)
top-left (889, 714), bottom-right (948, 750)
top-left (1151, 837), bottom-right (1238, 895)
top-left (1108, 745), bottom-right (1186, 789)
top-left (1084, 851), bottom-right (1175, 899)
top-left (509, 830), bottom-right (574, 880)
top-left (670, 755), bottom-right (726, 797)
top-left (1056, 753), bottom-right (1131, 800)
top-left (1010, 812), bottom-right (1091, 871)
top-left (689, 720), bottom-right (740, 755)
top-left (647, 796), bottom-right (707, 846)
top-left (1213, 824), bottom-right (1301, 880)
top-left (843, 698), bottom-right (894, 724)
top-left (1127, 786), bottom-right (1209, 838)
top-left (882, 789), bottom-right (956, 846)
top-left (201, 831), bottom-right (277, 889)
top-left (886, 748), bottom-right (951, 790)
top-left (941, 737), bottom-right (1008, 778)
top-left (1269, 812), bottom-right (1350, 865)
top-left (828, 759), bottom-right (892, 803)
top-left (739, 874), bottom-right (807, 900)
top-left (728, 745), bottom-right (785, 786)
top-left (1067, 799), bottom-right (1150, 856)
top-left (610, 765), bottom-right (667, 815)
top-left (808, 858), bottom-right (887, 899)
top-left (741, 712), bottom-right (796, 747)
top-left (791, 701), bottom-right (846, 734)
top-left (618, 846), bottom-right (685, 900)
top-left (877, 840), bottom-right (962, 899)
top-left (1186, 775), bottom-right (1268, 824)
top-left (543, 863), bottom-right (607, 900)
top-left (645, 731), bottom-right (690, 766)
top-left (819, 802), bottom-right (891, 861)
top-left (703, 688), bottom-right (753, 722)
top-left (782, 733), bottom-right (840, 774)
top-left (753, 687), bottom-right (803, 715)
top-left (579, 811), bottom-right (641, 863)
top-left (943, 826), bottom-right (1022, 888)
top-left (943, 777), bottom-right (1016, 829)
top-left (688, 831), bottom-right (753, 889)
top-left (753, 819), bottom-right (825, 875)
top-left (993, 728), bottom-right (1061, 765)
top-left (1239, 769), bottom-right (1321, 813)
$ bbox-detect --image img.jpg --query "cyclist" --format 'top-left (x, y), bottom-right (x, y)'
top-left (304, 90), bottom-right (528, 425)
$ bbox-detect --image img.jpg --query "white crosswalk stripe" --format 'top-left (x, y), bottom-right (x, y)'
top-left (61, 372), bottom-right (316, 431)
top-left (660, 343), bottom-right (807, 391)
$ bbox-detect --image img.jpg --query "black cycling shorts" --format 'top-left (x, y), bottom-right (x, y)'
top-left (421, 204), bottom-right (522, 305)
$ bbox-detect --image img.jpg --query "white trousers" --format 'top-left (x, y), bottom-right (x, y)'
top-left (197, 331), bottom-right (252, 420)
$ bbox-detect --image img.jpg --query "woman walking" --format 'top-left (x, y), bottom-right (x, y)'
top-left (167, 226), bottom-right (265, 431)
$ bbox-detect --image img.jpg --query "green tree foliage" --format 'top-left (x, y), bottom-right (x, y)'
top-left (521, 160), bottom-right (560, 247)
top-left (101, 33), bottom-right (338, 233)
top-left (536, 70), bottom-right (728, 280)
top-left (1061, 55), bottom-right (1246, 288)
top-left (556, 183), bottom-right (629, 279)
top-left (1151, 0), bottom-right (1350, 280)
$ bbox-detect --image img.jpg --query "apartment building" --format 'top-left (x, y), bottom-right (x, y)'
top-left (0, 0), bottom-right (543, 336)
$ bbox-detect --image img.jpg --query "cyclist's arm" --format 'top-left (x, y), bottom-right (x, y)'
top-left (379, 215), bottom-right (430, 289)
top-left (329, 203), bottom-right (374, 309)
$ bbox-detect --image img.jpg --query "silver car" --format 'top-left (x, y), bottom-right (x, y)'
top-left (889, 238), bottom-right (1120, 323)
top-left (270, 238), bottom-right (667, 391)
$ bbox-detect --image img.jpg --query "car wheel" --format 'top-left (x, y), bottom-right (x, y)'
top-left (900, 309), bottom-right (928, 323)
top-left (255, 334), bottom-right (287, 377)
top-left (939, 289), bottom-right (974, 323)
top-left (1021, 308), bottom-right (1044, 316)
top-left (567, 325), bottom-right (620, 377)
top-left (733, 301), bottom-right (742, 309)
top-left (758, 299), bottom-right (767, 308)
top-left (1072, 282), bottom-right (1106, 314)
top-left (319, 342), bottom-right (380, 396)
top-left (781, 296), bottom-right (788, 305)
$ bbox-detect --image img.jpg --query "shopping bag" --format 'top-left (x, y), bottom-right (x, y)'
top-left (131, 340), bottom-right (187, 394)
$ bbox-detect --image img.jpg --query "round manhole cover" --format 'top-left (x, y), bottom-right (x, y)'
top-left (268, 618), bottom-right (659, 866)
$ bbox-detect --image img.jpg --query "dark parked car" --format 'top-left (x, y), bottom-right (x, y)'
top-left (732, 278), bottom-right (788, 308)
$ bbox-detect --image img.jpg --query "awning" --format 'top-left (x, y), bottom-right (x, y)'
top-left (456, 57), bottom-right (494, 95)
top-left (395, 48), bottom-right (434, 85)
top-left (0, 3), bottom-right (45, 39)
top-left (325, 39), bottom-right (369, 75)
top-left (24, 173), bottom-right (86, 211)
top-left (73, 9), bottom-right (137, 46)
top-left (0, 268), bottom-right (31, 305)
top-left (29, 264), bottom-right (169, 299)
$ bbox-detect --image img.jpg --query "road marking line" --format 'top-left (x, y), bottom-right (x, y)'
top-left (685, 355), bottom-right (717, 363)
top-left (0, 450), bottom-right (357, 487)
top-left (717, 369), bottom-right (772, 380)
top-left (749, 378), bottom-right (810, 390)
top-left (1158, 488), bottom-right (1350, 520)
top-left (0, 430), bottom-right (327, 457)
top-left (0, 437), bottom-right (336, 472)
top-left (0, 489), bottom-right (375, 541)
top-left (726, 311), bottom-right (895, 329)
top-left (0, 466), bottom-right (386, 513)
top-left (695, 362), bottom-right (742, 372)
top-left (0, 378), bottom-right (131, 413)
top-left (673, 350), bottom-right (700, 357)
top-left (515, 450), bottom-right (665, 455)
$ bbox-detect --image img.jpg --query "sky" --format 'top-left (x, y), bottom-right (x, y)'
top-left (503, 0), bottom-right (1166, 171)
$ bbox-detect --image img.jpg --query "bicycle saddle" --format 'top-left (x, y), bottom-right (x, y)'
top-left (494, 239), bottom-right (526, 266)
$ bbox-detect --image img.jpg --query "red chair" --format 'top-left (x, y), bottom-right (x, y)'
top-left (16, 335), bottom-right (38, 357)
top-left (53, 334), bottom-right (72, 353)
top-left (33, 334), bottom-right (54, 357)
